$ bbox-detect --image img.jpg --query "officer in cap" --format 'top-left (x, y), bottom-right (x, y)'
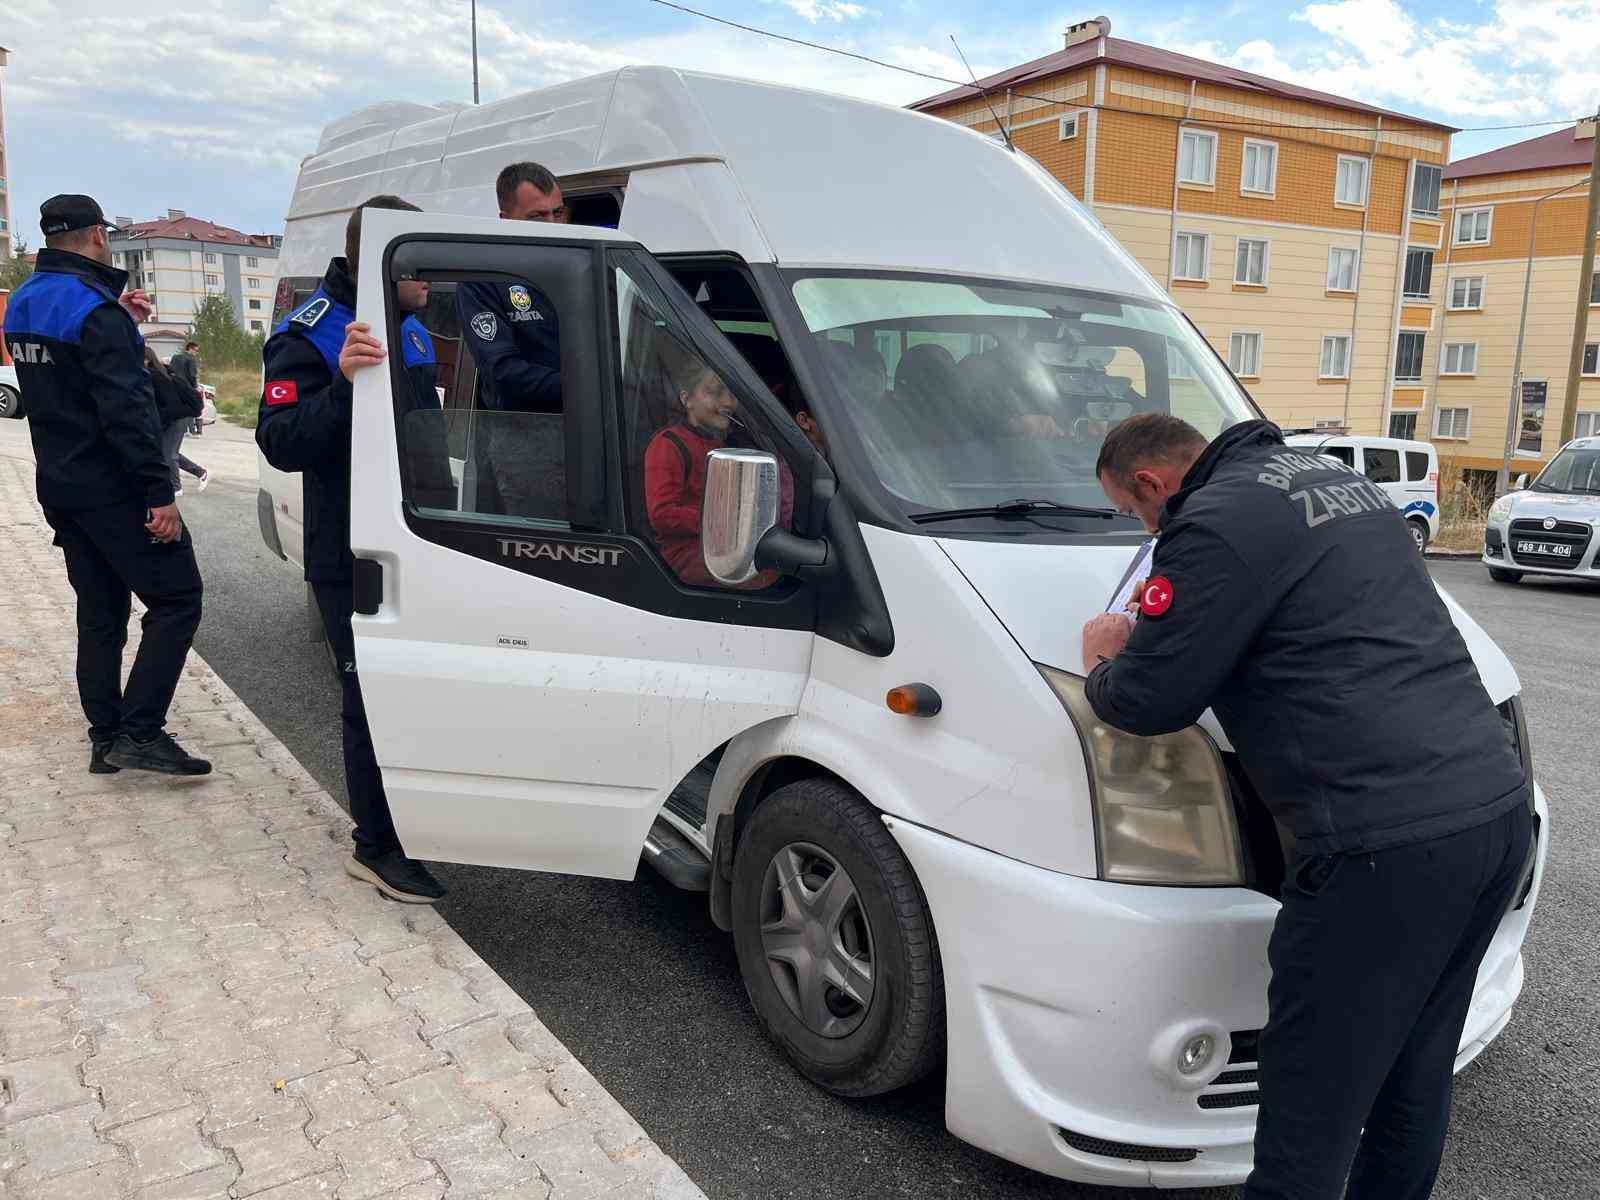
top-left (256, 194), bottom-right (447, 904)
top-left (3, 194), bottom-right (209, 776)
top-left (1080, 413), bottom-right (1534, 1199)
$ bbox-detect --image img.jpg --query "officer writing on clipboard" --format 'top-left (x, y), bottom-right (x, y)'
top-left (1079, 413), bottom-right (1533, 1200)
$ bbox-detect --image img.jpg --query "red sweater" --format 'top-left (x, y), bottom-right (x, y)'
top-left (643, 424), bottom-right (794, 587)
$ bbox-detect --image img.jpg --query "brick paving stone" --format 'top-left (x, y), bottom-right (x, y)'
top-left (395, 984), bottom-right (495, 1042)
top-left (215, 1109), bottom-right (338, 1197)
top-left (431, 1021), bottom-right (538, 1086)
top-left (0, 1050), bottom-right (95, 1121)
top-left (469, 1074), bottom-right (574, 1142)
top-left (320, 1113), bottom-right (437, 1200)
top-left (340, 1020), bottom-right (449, 1088)
top-left (241, 1170), bottom-right (343, 1199)
top-left (380, 1066), bottom-right (497, 1145)
top-left (62, 963), bottom-right (148, 1019)
top-left (1, 1006), bottom-right (81, 1060)
top-left (419, 1120), bottom-right (541, 1199)
top-left (21, 1162), bottom-right (130, 1200)
top-left (90, 1052), bottom-right (190, 1130)
top-left (372, 946), bottom-right (455, 997)
top-left (185, 1060), bottom-right (304, 1135)
top-left (163, 1011), bottom-right (264, 1074)
top-left (291, 1063), bottom-right (393, 1141)
top-left (10, 1103), bottom-right (122, 1183)
top-left (109, 1105), bottom-right (226, 1187)
top-left (255, 1018), bottom-right (358, 1082)
top-left (507, 1124), bottom-right (633, 1200)
top-left (0, 959), bottom-right (70, 1009)
top-left (133, 1163), bottom-right (243, 1200)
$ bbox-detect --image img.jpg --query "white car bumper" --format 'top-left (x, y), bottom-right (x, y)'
top-left (884, 784), bottom-right (1548, 1189)
top-left (1484, 519), bottom-right (1600, 577)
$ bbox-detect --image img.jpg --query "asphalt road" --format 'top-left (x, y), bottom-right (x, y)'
top-left (150, 439), bottom-right (1599, 1199)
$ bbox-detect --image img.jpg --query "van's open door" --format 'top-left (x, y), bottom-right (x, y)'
top-left (344, 210), bottom-right (817, 879)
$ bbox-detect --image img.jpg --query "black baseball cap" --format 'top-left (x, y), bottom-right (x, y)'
top-left (39, 194), bottom-right (117, 237)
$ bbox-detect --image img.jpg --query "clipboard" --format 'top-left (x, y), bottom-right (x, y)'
top-left (1105, 538), bottom-right (1157, 615)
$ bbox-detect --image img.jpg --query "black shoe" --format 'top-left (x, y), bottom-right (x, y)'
top-left (89, 740), bottom-right (121, 775)
top-left (103, 732), bottom-right (212, 776)
top-left (346, 851), bottom-right (447, 904)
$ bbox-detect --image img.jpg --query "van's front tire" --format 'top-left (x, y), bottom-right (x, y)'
top-left (1407, 518), bottom-right (1430, 553)
top-left (731, 778), bottom-right (945, 1098)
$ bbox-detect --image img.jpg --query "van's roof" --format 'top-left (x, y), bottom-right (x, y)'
top-left (282, 66), bottom-right (1169, 305)
top-left (1285, 433), bottom-right (1437, 454)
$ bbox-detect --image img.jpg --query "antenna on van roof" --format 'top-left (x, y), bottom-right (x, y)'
top-left (948, 35), bottom-right (1014, 152)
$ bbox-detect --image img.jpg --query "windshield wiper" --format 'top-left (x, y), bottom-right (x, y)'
top-left (911, 498), bottom-right (1119, 525)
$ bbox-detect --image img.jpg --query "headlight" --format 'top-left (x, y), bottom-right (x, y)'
top-left (1040, 665), bottom-right (1244, 885)
top-left (1488, 495), bottom-right (1515, 522)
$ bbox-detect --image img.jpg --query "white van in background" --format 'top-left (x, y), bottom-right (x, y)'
top-left (258, 68), bottom-right (1547, 1188)
top-left (1285, 432), bottom-right (1440, 551)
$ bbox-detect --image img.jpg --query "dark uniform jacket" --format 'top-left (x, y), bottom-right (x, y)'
top-left (1086, 420), bottom-right (1529, 856)
top-left (3, 249), bottom-right (173, 512)
top-left (169, 351), bottom-right (199, 391)
top-left (455, 280), bottom-right (560, 412)
top-left (255, 257), bottom-right (443, 582)
top-left (153, 367), bottom-right (202, 428)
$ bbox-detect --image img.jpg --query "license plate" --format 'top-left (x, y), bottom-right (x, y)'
top-left (1516, 540), bottom-right (1572, 557)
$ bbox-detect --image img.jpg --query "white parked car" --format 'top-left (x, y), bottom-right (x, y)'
top-left (0, 362), bottom-right (23, 419)
top-left (258, 69), bottom-right (1549, 1188)
top-left (1484, 435), bottom-right (1600, 583)
top-left (196, 382), bottom-right (218, 427)
top-left (1285, 432), bottom-right (1440, 551)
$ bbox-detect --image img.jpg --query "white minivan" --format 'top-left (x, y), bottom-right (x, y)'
top-left (258, 68), bottom-right (1548, 1189)
top-left (1284, 432), bottom-right (1440, 551)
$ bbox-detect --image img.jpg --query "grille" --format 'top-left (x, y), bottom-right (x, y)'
top-left (1213, 1068), bottom-right (1259, 1086)
top-left (1485, 527), bottom-right (1504, 555)
top-left (1508, 519), bottom-right (1592, 570)
top-left (1199, 1090), bottom-right (1262, 1110)
top-left (1198, 1029), bottom-right (1262, 1112)
top-left (1057, 1129), bottom-right (1198, 1163)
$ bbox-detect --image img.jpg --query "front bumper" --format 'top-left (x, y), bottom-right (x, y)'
top-left (1483, 520), bottom-right (1600, 577)
top-left (884, 784), bottom-right (1550, 1189)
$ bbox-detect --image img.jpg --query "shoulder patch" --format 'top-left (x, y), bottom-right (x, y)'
top-left (291, 297), bottom-right (332, 328)
top-left (508, 285), bottom-right (532, 313)
top-left (470, 311), bottom-right (498, 341)
top-left (1139, 576), bottom-right (1174, 619)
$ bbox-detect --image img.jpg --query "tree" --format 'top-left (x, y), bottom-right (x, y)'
top-left (191, 293), bottom-right (265, 369)
top-left (0, 238), bottom-right (35, 293)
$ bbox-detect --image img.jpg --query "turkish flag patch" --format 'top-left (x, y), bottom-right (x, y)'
top-left (264, 380), bottom-right (298, 407)
top-left (1140, 575), bottom-right (1175, 618)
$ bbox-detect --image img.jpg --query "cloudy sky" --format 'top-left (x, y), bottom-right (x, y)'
top-left (3, 0), bottom-right (1597, 244)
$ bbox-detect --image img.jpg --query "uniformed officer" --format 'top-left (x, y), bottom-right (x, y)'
top-left (256, 194), bottom-right (447, 904)
top-left (456, 162), bottom-right (565, 515)
top-left (4, 194), bottom-right (209, 777)
top-left (1080, 414), bottom-right (1533, 1199)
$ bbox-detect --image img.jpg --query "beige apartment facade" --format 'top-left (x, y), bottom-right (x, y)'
top-left (912, 18), bottom-right (1455, 441)
top-left (1419, 124), bottom-right (1600, 488)
top-left (109, 211), bottom-right (282, 338)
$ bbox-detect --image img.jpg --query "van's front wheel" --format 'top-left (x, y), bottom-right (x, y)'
top-left (731, 779), bottom-right (945, 1097)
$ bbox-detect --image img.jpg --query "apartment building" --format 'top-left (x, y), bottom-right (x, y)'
top-left (911, 17), bottom-right (1455, 439)
top-left (0, 45), bottom-right (13, 256)
top-left (1421, 123), bottom-right (1600, 488)
top-left (108, 211), bottom-right (282, 337)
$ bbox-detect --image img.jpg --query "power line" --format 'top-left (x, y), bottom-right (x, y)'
top-left (647, 0), bottom-right (1589, 138)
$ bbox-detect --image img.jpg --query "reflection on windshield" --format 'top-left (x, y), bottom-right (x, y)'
top-left (1532, 445), bottom-right (1600, 494)
top-left (790, 273), bottom-right (1256, 522)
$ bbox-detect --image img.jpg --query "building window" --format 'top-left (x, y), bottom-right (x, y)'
top-left (1168, 345), bottom-right (1197, 380)
top-left (1327, 246), bottom-right (1359, 292)
top-left (204, 252), bottom-right (218, 264)
top-left (1590, 270), bottom-right (1599, 306)
top-left (1576, 411), bottom-right (1600, 439)
top-left (247, 277), bottom-right (260, 289)
top-left (1403, 248), bottom-right (1434, 299)
top-left (1058, 114), bottom-right (1079, 141)
top-left (246, 256), bottom-right (261, 268)
top-left (1335, 155), bottom-right (1370, 206)
top-left (1395, 332), bottom-right (1426, 382)
top-left (1319, 335), bottom-right (1351, 379)
top-left (1448, 276), bottom-right (1485, 310)
top-left (204, 273), bottom-right (220, 287)
top-left (1228, 331), bottom-right (1262, 377)
top-left (112, 252), bottom-right (124, 265)
top-left (1173, 232), bottom-right (1210, 281)
top-left (1441, 342), bottom-right (1478, 375)
top-left (1583, 342), bottom-right (1599, 376)
top-left (248, 299), bottom-right (262, 311)
top-left (1241, 139), bottom-right (1278, 195)
top-left (1412, 163), bottom-right (1443, 217)
top-left (1390, 411), bottom-right (1419, 440)
top-left (250, 321), bottom-right (264, 332)
top-left (1435, 407), bottom-right (1470, 439)
top-left (1455, 207), bottom-right (1492, 245)
top-left (1234, 238), bottom-right (1269, 285)
top-left (1179, 129), bottom-right (1217, 186)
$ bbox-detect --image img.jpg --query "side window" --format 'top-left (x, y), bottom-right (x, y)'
top-left (1363, 447), bottom-right (1402, 484)
top-left (1321, 444), bottom-right (1356, 470)
top-left (1405, 451), bottom-right (1431, 482)
top-left (614, 258), bottom-right (799, 592)
top-left (392, 273), bottom-right (571, 526)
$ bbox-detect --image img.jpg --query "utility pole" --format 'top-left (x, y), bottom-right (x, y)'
top-left (471, 0), bottom-right (480, 105)
top-left (1557, 106), bottom-right (1600, 446)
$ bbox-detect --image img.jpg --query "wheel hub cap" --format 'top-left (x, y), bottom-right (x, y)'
top-left (758, 841), bottom-right (876, 1039)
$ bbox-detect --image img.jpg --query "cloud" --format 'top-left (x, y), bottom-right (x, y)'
top-left (783, 0), bottom-right (871, 21)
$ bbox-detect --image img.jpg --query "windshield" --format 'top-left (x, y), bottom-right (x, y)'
top-left (1531, 444), bottom-right (1600, 494)
top-left (788, 272), bottom-right (1257, 525)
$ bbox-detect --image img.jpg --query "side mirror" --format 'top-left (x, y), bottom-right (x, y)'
top-left (1513, 473), bottom-right (1529, 491)
top-left (703, 448), bottom-right (781, 586)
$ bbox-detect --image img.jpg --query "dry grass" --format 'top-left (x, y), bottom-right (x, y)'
top-left (1433, 455), bottom-right (1489, 553)
top-left (207, 366), bottom-right (261, 429)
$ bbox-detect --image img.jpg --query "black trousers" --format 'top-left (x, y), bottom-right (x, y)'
top-left (1244, 802), bottom-right (1534, 1199)
top-left (45, 503), bottom-right (204, 744)
top-left (311, 580), bottom-right (402, 858)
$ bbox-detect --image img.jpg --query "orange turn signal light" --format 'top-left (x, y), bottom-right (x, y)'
top-left (886, 683), bottom-right (942, 718)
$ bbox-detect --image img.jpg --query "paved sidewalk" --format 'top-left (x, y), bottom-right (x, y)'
top-left (0, 458), bottom-right (705, 1200)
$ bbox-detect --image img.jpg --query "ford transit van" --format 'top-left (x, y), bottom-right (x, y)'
top-left (258, 68), bottom-right (1548, 1188)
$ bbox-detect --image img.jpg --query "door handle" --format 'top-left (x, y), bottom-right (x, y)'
top-left (353, 558), bottom-right (384, 615)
